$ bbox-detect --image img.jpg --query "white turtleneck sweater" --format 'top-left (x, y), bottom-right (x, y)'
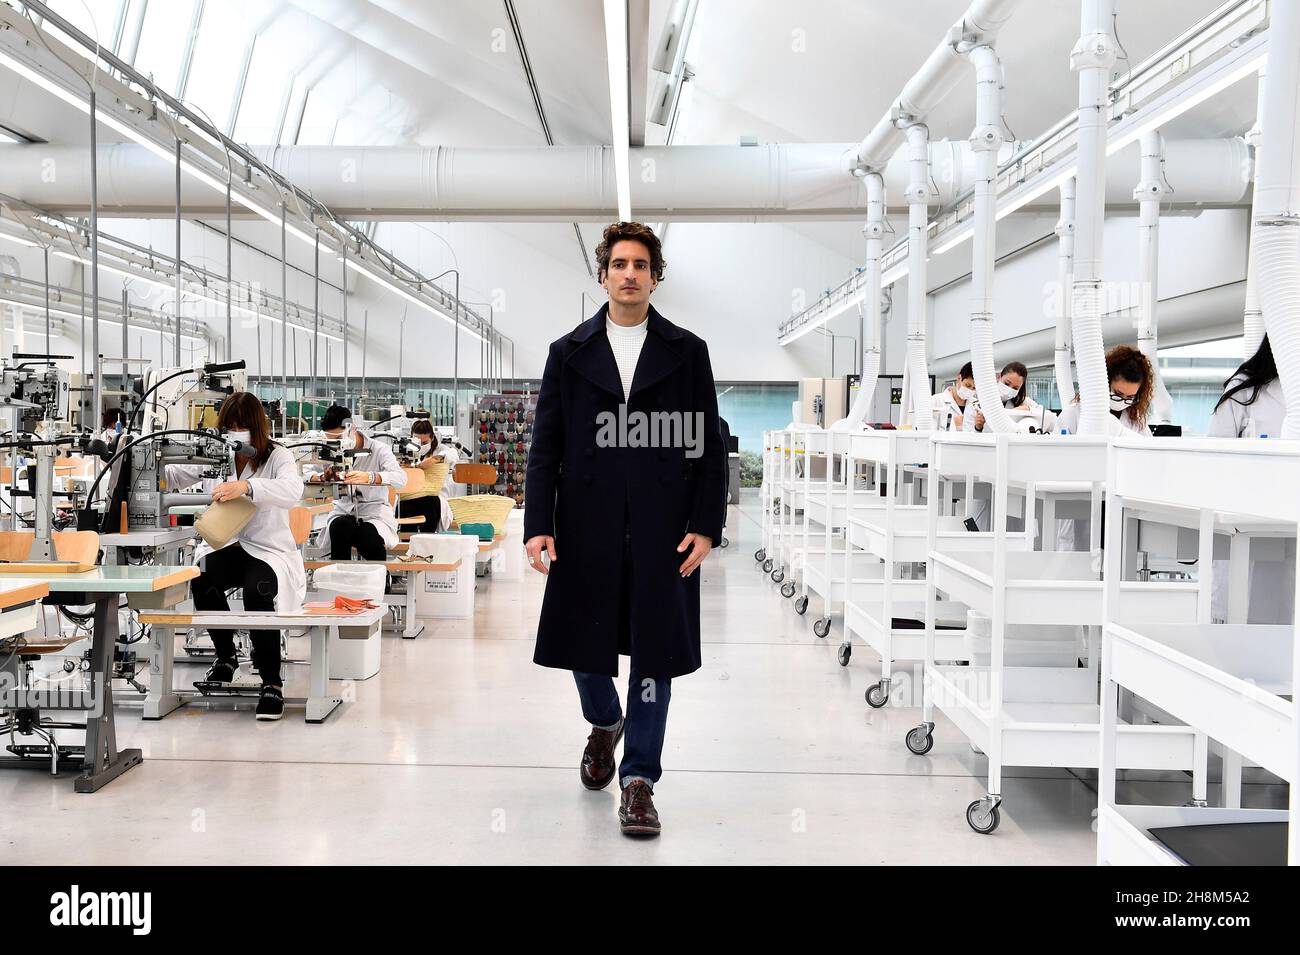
top-left (606, 313), bottom-right (648, 401)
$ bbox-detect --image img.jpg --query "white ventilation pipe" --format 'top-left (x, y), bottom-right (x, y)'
top-left (1254, 0), bottom-right (1300, 441)
top-left (904, 122), bottom-right (934, 431)
top-left (833, 173), bottom-right (886, 431)
top-left (855, 0), bottom-right (1021, 172)
top-left (964, 44), bottom-right (1018, 435)
top-left (1068, 0), bottom-right (1117, 436)
top-left (1053, 178), bottom-right (1076, 405)
top-left (1242, 67), bottom-right (1267, 357)
top-left (1135, 130), bottom-right (1175, 424)
top-left (0, 139), bottom-right (1249, 219)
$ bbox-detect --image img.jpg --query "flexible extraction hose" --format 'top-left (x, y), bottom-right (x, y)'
top-left (1068, 0), bottom-right (1117, 436)
top-left (1135, 131), bottom-right (1175, 424)
top-left (904, 122), bottom-right (934, 430)
top-left (1054, 178), bottom-right (1076, 405)
top-left (964, 44), bottom-right (1017, 434)
top-left (1243, 68), bottom-right (1267, 358)
top-left (1253, 0), bottom-right (1300, 440)
top-left (833, 172), bottom-right (885, 431)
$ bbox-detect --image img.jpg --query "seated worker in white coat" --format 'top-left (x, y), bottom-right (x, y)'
top-left (965, 361), bottom-right (1051, 432)
top-left (311, 404), bottom-right (407, 560)
top-left (1054, 344), bottom-right (1154, 437)
top-left (932, 362), bottom-right (978, 431)
top-left (1207, 335), bottom-right (1294, 624)
top-left (165, 392), bottom-right (306, 721)
top-left (396, 418), bottom-right (459, 532)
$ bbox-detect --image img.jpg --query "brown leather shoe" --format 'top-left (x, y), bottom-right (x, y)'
top-left (579, 719), bottom-right (624, 791)
top-left (618, 780), bottom-right (661, 837)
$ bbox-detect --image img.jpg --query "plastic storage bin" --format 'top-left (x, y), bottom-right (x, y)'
top-left (313, 563), bottom-right (387, 680)
top-left (491, 508), bottom-right (525, 580)
top-left (410, 533), bottom-right (481, 619)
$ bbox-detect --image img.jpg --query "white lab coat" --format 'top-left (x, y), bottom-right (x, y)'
top-left (931, 388), bottom-right (973, 431)
top-left (1052, 403), bottom-right (1150, 550)
top-left (1206, 376), bottom-right (1294, 624)
top-left (1053, 402), bottom-right (1152, 438)
top-left (1205, 376), bottom-right (1284, 438)
top-left (412, 440), bottom-right (461, 531)
top-left (314, 435), bottom-right (408, 551)
top-left (166, 445), bottom-right (307, 613)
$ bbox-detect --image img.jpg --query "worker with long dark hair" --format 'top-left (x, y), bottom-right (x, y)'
top-left (166, 392), bottom-right (306, 721)
top-left (1208, 335), bottom-right (1282, 438)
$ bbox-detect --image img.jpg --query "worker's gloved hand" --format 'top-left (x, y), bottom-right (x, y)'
top-left (211, 480), bottom-right (250, 503)
top-left (677, 532), bottom-right (713, 578)
top-left (525, 535), bottom-right (556, 576)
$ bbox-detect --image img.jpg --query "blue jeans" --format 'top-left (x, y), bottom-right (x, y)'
top-left (574, 665), bottom-right (671, 789)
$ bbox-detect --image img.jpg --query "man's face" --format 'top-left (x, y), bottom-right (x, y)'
top-left (601, 239), bottom-right (657, 307)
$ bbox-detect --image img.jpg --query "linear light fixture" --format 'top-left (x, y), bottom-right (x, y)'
top-left (0, 298), bottom-right (208, 341)
top-left (603, 0), bottom-right (633, 221)
top-left (339, 255), bottom-right (485, 344)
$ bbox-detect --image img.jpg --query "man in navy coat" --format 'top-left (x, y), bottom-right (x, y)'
top-left (525, 221), bottom-right (726, 837)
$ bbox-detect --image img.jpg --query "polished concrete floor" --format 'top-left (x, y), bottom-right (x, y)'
top-left (0, 490), bottom-right (1286, 864)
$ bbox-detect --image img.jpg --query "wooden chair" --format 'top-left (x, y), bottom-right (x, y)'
top-left (0, 530), bottom-right (100, 567)
top-left (453, 463), bottom-right (498, 493)
top-left (288, 507), bottom-right (313, 547)
top-left (393, 467), bottom-right (428, 531)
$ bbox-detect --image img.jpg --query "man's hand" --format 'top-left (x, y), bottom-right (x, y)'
top-left (525, 535), bottom-right (557, 575)
top-left (677, 532), bottom-right (713, 577)
top-left (211, 480), bottom-right (250, 503)
top-left (343, 470), bottom-right (373, 485)
top-left (974, 410), bottom-right (986, 430)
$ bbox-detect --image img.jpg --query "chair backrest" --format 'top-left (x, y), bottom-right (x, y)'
top-left (454, 463), bottom-right (497, 488)
top-left (0, 530), bottom-right (100, 564)
top-left (288, 506), bottom-right (313, 546)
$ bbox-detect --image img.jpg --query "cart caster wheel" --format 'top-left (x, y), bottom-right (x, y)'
top-left (720, 537), bottom-right (729, 548)
top-left (837, 643), bottom-right (851, 667)
top-left (762, 558), bottom-right (774, 573)
top-left (966, 798), bottom-right (1001, 835)
top-left (771, 569), bottom-right (784, 584)
top-left (754, 548), bottom-right (765, 562)
top-left (865, 681), bottom-right (889, 708)
top-left (812, 617), bottom-right (831, 638)
top-left (794, 595), bottom-right (809, 615)
top-left (780, 581), bottom-right (796, 599)
top-left (905, 725), bottom-right (933, 755)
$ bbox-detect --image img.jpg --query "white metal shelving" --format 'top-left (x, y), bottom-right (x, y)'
top-left (1099, 437), bottom-right (1300, 866)
top-left (906, 433), bottom-right (1207, 835)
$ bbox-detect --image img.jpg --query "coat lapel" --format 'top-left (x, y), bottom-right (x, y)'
top-left (566, 305), bottom-right (624, 400)
top-left (629, 305), bottom-right (685, 402)
top-left (567, 302), bottom-right (686, 403)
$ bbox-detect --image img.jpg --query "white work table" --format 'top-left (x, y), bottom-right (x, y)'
top-left (0, 565), bottom-right (197, 792)
top-left (139, 604), bottom-right (386, 723)
top-left (99, 526), bottom-right (195, 566)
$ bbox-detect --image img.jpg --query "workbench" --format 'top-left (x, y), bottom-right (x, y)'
top-left (138, 604), bottom-right (386, 723)
top-left (99, 526), bottom-right (195, 566)
top-left (0, 565), bottom-right (197, 792)
top-left (305, 557), bottom-right (462, 639)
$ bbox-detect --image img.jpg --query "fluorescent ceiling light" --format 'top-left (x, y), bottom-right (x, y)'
top-left (603, 0), bottom-right (632, 221)
top-left (0, 298), bottom-right (207, 341)
top-left (340, 255), bottom-right (485, 344)
top-left (0, 228), bottom-right (40, 248)
top-left (931, 223), bottom-right (975, 256)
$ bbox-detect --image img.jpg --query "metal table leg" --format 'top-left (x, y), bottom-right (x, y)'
top-left (305, 624), bottom-right (341, 723)
top-left (77, 594), bottom-right (143, 792)
top-left (143, 623), bottom-right (182, 720)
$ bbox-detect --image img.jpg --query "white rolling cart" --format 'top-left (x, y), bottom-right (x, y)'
top-left (905, 432), bottom-right (1205, 834)
top-left (839, 429), bottom-right (994, 702)
top-left (1099, 437), bottom-right (1298, 865)
top-left (762, 427), bottom-right (798, 584)
top-left (754, 430), bottom-right (775, 567)
top-left (793, 429), bottom-right (869, 628)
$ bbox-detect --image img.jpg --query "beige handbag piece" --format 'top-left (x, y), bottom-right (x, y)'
top-left (194, 497), bottom-right (257, 549)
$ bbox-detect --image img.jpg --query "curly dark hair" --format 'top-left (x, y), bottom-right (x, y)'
top-left (1106, 344), bottom-right (1154, 426)
top-left (594, 221), bottom-right (666, 283)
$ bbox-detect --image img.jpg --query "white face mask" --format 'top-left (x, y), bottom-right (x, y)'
top-left (998, 381), bottom-right (1018, 402)
top-left (956, 385), bottom-right (976, 401)
top-left (1109, 394), bottom-right (1136, 412)
top-left (225, 429), bottom-right (251, 446)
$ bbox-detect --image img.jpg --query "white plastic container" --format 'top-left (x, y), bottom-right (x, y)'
top-left (491, 508), bottom-right (525, 580)
top-left (411, 533), bottom-right (481, 619)
top-left (313, 563), bottom-right (387, 680)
